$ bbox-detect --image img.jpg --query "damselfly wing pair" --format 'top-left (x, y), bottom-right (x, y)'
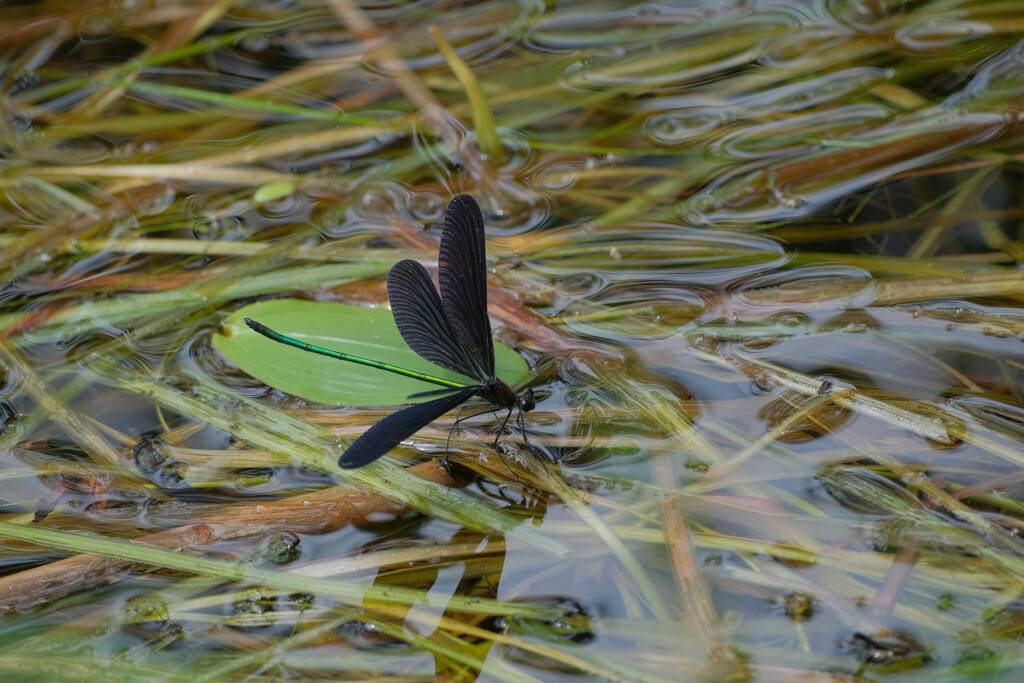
top-left (245, 195), bottom-right (534, 468)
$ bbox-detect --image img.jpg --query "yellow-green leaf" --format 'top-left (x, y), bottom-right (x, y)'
top-left (214, 299), bottom-right (530, 406)
top-left (253, 180), bottom-right (295, 204)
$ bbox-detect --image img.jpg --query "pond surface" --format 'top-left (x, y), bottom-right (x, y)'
top-left (1, 0), bottom-right (1024, 681)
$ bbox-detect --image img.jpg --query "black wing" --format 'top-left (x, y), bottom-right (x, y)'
top-left (438, 195), bottom-right (495, 379)
top-left (387, 259), bottom-right (482, 380)
top-left (338, 387), bottom-right (478, 468)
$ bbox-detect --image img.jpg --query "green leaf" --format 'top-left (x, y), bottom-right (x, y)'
top-left (214, 299), bottom-right (531, 406)
top-left (253, 179), bottom-right (295, 204)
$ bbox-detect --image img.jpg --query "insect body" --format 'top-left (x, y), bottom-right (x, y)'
top-left (245, 194), bottom-right (534, 468)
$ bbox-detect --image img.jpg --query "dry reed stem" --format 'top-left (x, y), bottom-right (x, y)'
top-left (0, 186), bottom-right (160, 272)
top-left (0, 340), bottom-right (125, 470)
top-left (869, 536), bottom-right (920, 623)
top-left (327, 0), bottom-right (497, 192)
top-left (0, 460), bottom-right (454, 613)
top-left (650, 455), bottom-right (740, 677)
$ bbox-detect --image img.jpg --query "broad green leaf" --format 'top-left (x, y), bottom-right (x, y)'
top-left (214, 299), bottom-right (531, 406)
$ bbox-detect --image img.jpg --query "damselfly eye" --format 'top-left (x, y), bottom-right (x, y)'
top-left (519, 389), bottom-right (536, 412)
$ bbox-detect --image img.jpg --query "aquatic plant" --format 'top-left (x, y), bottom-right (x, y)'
top-left (1, 0), bottom-right (1024, 680)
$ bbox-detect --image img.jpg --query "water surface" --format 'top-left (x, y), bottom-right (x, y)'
top-left (1, 1), bottom-right (1024, 681)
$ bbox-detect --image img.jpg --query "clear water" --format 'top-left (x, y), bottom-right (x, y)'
top-left (1, 0), bottom-right (1024, 681)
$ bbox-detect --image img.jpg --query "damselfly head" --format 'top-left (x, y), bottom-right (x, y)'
top-left (517, 388), bottom-right (536, 413)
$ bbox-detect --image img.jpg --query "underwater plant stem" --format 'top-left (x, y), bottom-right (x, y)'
top-left (0, 461), bottom-right (474, 614)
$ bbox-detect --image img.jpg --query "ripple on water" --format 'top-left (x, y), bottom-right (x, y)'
top-left (406, 191), bottom-right (445, 223)
top-left (461, 127), bottom-right (535, 173)
top-left (644, 105), bottom-right (736, 146)
top-left (735, 67), bottom-right (891, 114)
top-left (638, 66), bottom-right (888, 150)
top-left (524, 223), bottom-right (786, 286)
top-left (561, 283), bottom-right (708, 343)
top-left (759, 387), bottom-right (852, 443)
top-left (537, 4), bottom-right (776, 92)
top-left (716, 103), bottom-right (890, 160)
top-left (477, 187), bottom-right (551, 235)
top-left (276, 2), bottom-right (522, 66)
top-left (268, 118), bottom-right (404, 173)
top-left (824, 0), bottom-right (909, 33)
top-left (524, 3), bottom-right (730, 53)
top-left (895, 17), bottom-right (995, 52)
top-left (758, 27), bottom-right (851, 69)
top-left (634, 64), bottom-right (884, 125)
top-left (733, 265), bottom-right (876, 310)
top-left (533, 159), bottom-right (585, 191)
top-left (184, 334), bottom-right (272, 400)
top-left (130, 70), bottom-right (360, 123)
top-left (943, 40), bottom-right (1024, 110)
top-left (948, 395), bottom-right (1024, 442)
top-left (562, 40), bottom-right (762, 92)
top-left (51, 134), bottom-right (115, 165)
top-left (315, 182), bottom-right (417, 238)
top-left (682, 106), bottom-right (1004, 224)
